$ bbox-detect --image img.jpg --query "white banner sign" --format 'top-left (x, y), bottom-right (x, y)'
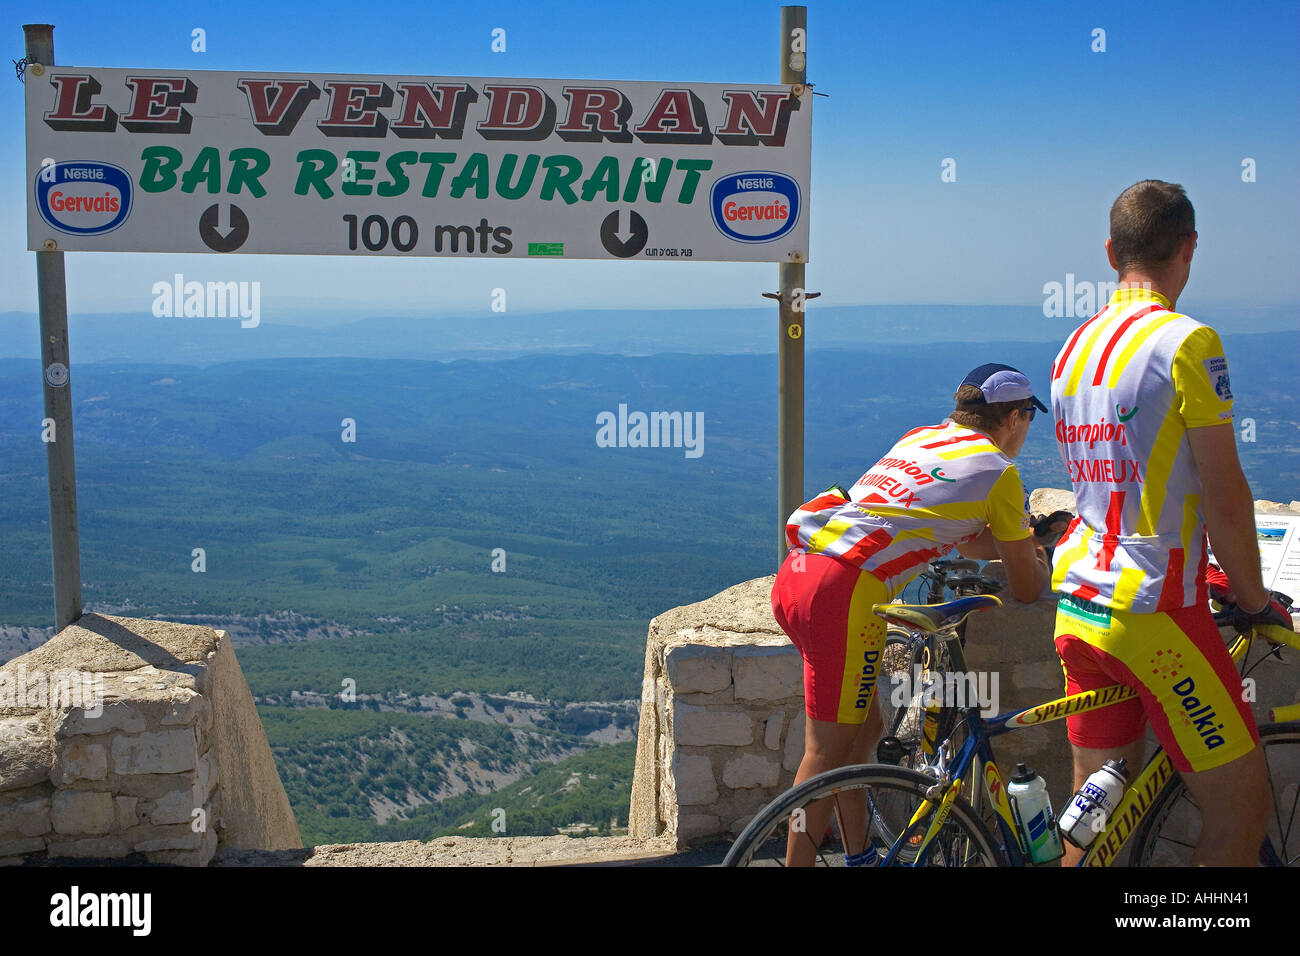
top-left (25, 66), bottom-right (810, 262)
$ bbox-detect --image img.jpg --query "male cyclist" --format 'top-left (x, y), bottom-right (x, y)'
top-left (1050, 180), bottom-right (1293, 866)
top-left (773, 363), bottom-right (1051, 865)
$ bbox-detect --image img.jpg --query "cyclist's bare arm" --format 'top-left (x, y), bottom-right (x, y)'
top-left (994, 535), bottom-right (1050, 602)
top-left (1186, 422), bottom-right (1269, 611)
top-left (956, 526), bottom-right (997, 560)
top-left (954, 527), bottom-right (1049, 600)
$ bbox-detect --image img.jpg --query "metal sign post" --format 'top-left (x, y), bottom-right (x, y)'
top-left (777, 5), bottom-right (806, 561)
top-left (24, 23), bottom-right (83, 632)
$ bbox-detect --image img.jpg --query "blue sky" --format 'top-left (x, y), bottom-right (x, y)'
top-left (2, 0), bottom-right (1297, 322)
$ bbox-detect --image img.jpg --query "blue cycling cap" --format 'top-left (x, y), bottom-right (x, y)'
top-left (958, 363), bottom-right (1048, 413)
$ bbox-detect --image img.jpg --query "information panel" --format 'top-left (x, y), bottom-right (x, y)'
top-left (1256, 515), bottom-right (1300, 595)
top-left (25, 66), bottom-right (810, 262)
top-left (1206, 513), bottom-right (1300, 597)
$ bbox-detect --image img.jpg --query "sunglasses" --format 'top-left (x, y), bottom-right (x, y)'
top-left (1021, 406), bottom-right (1037, 422)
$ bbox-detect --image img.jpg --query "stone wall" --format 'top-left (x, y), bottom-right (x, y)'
top-left (0, 614), bottom-right (301, 865)
top-left (629, 576), bottom-right (803, 847)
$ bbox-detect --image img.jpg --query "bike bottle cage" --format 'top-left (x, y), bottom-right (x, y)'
top-left (873, 594), bottom-right (1002, 633)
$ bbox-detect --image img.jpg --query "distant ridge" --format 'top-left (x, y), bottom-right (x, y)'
top-left (1, 304), bottom-right (1294, 365)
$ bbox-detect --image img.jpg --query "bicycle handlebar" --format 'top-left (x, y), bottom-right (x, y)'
top-left (919, 559), bottom-right (1294, 644)
top-left (922, 557), bottom-right (1003, 597)
top-left (1208, 601), bottom-right (1298, 657)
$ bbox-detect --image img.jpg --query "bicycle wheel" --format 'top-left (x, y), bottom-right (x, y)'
top-left (722, 763), bottom-right (1008, 867)
top-left (1130, 723), bottom-right (1300, 866)
top-left (878, 630), bottom-right (925, 760)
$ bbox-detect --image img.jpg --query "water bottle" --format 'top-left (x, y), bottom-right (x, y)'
top-left (1007, 763), bottom-right (1064, 863)
top-left (1059, 758), bottom-right (1129, 849)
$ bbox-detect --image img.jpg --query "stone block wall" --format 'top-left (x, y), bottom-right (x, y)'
top-left (664, 643), bottom-right (807, 843)
top-left (0, 614), bottom-right (301, 865)
top-left (630, 576), bottom-right (804, 846)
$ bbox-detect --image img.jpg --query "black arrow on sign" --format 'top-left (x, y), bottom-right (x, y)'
top-left (199, 203), bottom-right (250, 252)
top-left (599, 210), bottom-right (648, 258)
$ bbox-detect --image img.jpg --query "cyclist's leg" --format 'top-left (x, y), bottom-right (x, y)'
top-left (796, 696), bottom-right (884, 773)
top-left (1054, 597), bottom-right (1151, 866)
top-left (795, 691), bottom-right (887, 784)
top-left (1154, 605), bottom-right (1271, 866)
top-left (1178, 746), bottom-right (1271, 865)
top-left (1062, 739), bottom-right (1145, 866)
top-left (788, 701), bottom-right (883, 863)
top-left (1058, 598), bottom-right (1270, 865)
top-left (849, 693), bottom-right (886, 763)
top-left (772, 553), bottom-right (889, 865)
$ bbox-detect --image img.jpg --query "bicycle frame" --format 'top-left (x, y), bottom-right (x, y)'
top-left (876, 682), bottom-right (1179, 866)
top-left (878, 625), bottom-right (1287, 867)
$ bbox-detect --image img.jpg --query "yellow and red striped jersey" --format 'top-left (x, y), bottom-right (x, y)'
top-left (1050, 287), bottom-right (1234, 612)
top-left (785, 420), bottom-right (1032, 595)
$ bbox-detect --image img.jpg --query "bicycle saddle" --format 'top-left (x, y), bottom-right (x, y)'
top-left (872, 594), bottom-right (1002, 633)
top-left (930, 558), bottom-right (980, 575)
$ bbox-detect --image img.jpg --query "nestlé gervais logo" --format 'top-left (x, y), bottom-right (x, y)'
top-left (710, 170), bottom-right (799, 243)
top-left (35, 160), bottom-right (133, 236)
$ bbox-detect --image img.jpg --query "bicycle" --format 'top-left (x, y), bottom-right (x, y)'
top-left (724, 593), bottom-right (1300, 867)
top-left (877, 557), bottom-right (1003, 771)
top-left (877, 511), bottom-right (1070, 770)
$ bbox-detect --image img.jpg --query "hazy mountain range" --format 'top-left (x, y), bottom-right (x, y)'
top-left (1, 303), bottom-right (1294, 365)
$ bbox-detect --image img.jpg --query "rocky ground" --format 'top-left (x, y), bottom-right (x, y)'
top-left (211, 833), bottom-right (689, 866)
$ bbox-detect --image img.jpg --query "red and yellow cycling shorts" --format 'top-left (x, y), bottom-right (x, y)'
top-left (1053, 593), bottom-right (1258, 773)
top-left (771, 549), bottom-right (890, 724)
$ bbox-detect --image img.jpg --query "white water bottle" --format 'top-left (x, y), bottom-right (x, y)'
top-left (1007, 763), bottom-right (1064, 863)
top-left (1059, 758), bottom-right (1129, 849)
